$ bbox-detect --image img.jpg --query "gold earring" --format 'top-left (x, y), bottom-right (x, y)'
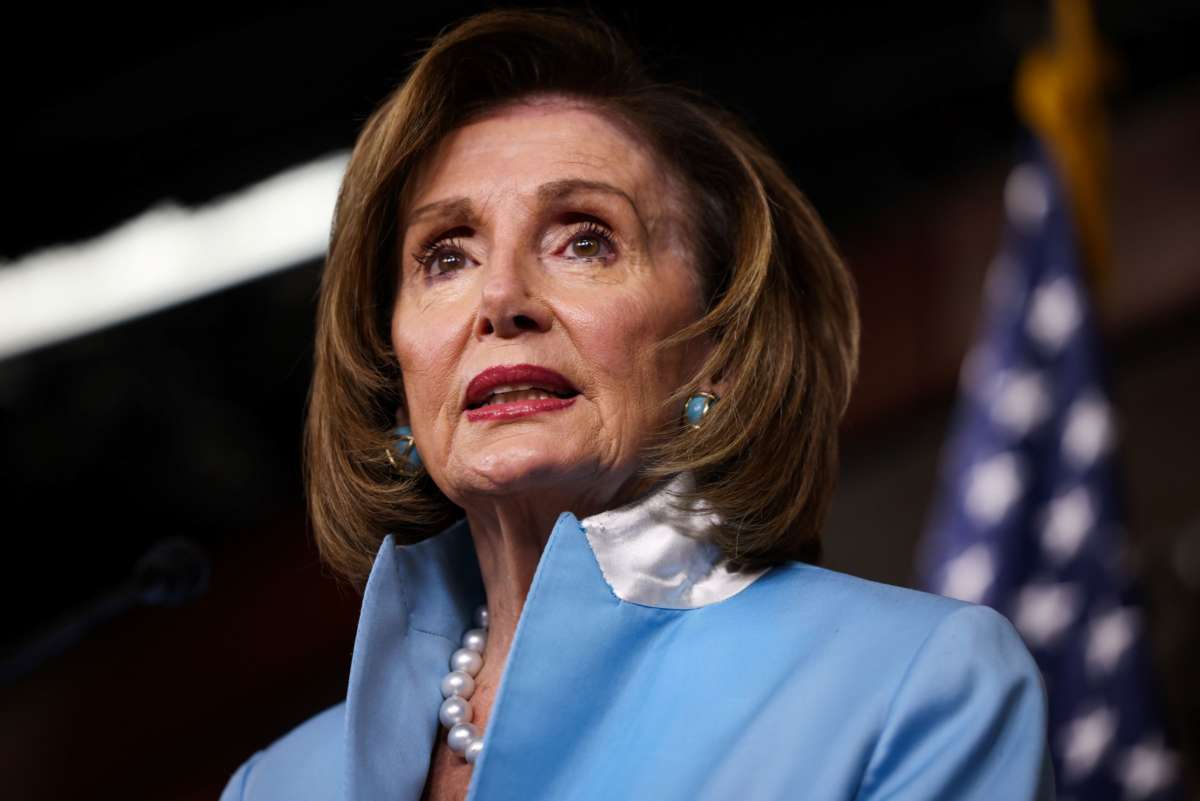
top-left (385, 424), bottom-right (424, 476)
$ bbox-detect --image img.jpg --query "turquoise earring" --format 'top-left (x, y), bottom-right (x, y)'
top-left (684, 391), bottom-right (719, 429)
top-left (386, 424), bottom-right (424, 476)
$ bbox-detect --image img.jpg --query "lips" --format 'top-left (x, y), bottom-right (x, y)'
top-left (463, 364), bottom-right (580, 410)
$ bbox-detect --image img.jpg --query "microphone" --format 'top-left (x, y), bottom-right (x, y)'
top-left (0, 536), bottom-right (211, 685)
top-left (131, 536), bottom-right (211, 607)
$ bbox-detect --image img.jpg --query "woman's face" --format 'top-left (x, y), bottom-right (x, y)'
top-left (392, 96), bottom-right (713, 511)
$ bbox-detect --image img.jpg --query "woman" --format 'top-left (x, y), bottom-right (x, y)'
top-left (222, 8), bottom-right (1054, 801)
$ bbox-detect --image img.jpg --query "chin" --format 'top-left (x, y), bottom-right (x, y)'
top-left (457, 446), bottom-right (597, 497)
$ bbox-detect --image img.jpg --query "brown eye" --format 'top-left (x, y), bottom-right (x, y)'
top-left (565, 221), bottom-right (616, 261)
top-left (571, 235), bottom-right (602, 258)
top-left (428, 251), bottom-right (466, 275)
top-left (412, 229), bottom-right (473, 279)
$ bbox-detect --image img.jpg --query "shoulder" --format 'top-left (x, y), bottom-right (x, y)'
top-left (743, 562), bottom-right (1048, 724)
top-left (757, 562), bottom-right (1045, 708)
top-left (749, 564), bottom-right (1053, 799)
top-left (219, 702), bottom-right (346, 801)
top-left (761, 560), bottom-right (968, 615)
top-left (743, 560), bottom-right (1004, 654)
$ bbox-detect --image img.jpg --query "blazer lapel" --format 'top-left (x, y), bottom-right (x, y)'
top-left (343, 521), bottom-right (486, 801)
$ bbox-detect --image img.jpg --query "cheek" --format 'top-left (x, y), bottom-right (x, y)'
top-left (564, 289), bottom-right (691, 414)
top-left (392, 307), bottom-right (461, 417)
top-left (564, 290), bottom-right (657, 373)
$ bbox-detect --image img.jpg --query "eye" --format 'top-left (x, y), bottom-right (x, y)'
top-left (412, 227), bottom-right (473, 279)
top-left (564, 220), bottom-right (617, 262)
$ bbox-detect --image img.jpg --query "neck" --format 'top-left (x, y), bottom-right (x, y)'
top-left (459, 469), bottom-right (663, 677)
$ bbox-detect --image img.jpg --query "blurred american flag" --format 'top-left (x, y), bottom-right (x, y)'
top-left (916, 136), bottom-right (1184, 801)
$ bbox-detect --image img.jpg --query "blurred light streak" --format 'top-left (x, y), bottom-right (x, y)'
top-left (0, 150), bottom-right (350, 361)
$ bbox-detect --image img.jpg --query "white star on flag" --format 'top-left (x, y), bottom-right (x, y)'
top-left (1062, 390), bottom-right (1115, 470)
top-left (1013, 581), bottom-right (1081, 648)
top-left (941, 543), bottom-right (995, 603)
top-left (1086, 606), bottom-right (1140, 677)
top-left (989, 368), bottom-right (1052, 437)
top-left (1060, 705), bottom-right (1118, 780)
top-left (1027, 274), bottom-right (1082, 353)
top-left (1041, 486), bottom-right (1096, 562)
top-left (1115, 736), bottom-right (1179, 800)
top-left (965, 451), bottom-right (1025, 525)
top-left (1005, 163), bottom-right (1050, 230)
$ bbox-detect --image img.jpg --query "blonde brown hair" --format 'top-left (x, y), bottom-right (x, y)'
top-left (305, 6), bottom-right (860, 587)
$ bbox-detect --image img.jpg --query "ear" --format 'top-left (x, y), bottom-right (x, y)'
top-left (695, 373), bottom-right (730, 404)
top-left (705, 366), bottom-right (731, 401)
top-left (693, 333), bottom-right (730, 400)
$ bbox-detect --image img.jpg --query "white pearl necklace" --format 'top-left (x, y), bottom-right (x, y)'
top-left (438, 604), bottom-right (489, 764)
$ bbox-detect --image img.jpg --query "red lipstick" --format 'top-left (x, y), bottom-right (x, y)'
top-left (463, 364), bottom-right (579, 422)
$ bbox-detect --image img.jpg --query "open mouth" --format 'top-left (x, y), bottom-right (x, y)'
top-left (466, 386), bottom-right (579, 410)
top-left (463, 364), bottom-right (581, 411)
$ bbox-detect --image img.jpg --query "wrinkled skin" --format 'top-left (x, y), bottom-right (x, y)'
top-left (391, 93), bottom-right (725, 800)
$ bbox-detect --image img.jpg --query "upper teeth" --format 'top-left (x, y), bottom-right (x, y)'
top-left (476, 384), bottom-right (564, 407)
top-left (488, 384), bottom-right (541, 395)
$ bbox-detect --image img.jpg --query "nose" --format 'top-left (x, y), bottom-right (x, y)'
top-left (475, 251), bottom-right (552, 338)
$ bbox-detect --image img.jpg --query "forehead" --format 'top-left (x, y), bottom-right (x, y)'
top-left (400, 98), bottom-right (673, 222)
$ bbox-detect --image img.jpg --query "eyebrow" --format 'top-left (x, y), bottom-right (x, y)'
top-left (405, 178), bottom-right (641, 228)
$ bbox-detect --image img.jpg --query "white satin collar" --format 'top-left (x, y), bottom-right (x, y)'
top-left (579, 471), bottom-right (771, 609)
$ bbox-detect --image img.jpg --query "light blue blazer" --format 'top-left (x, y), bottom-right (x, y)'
top-left (221, 472), bottom-right (1055, 800)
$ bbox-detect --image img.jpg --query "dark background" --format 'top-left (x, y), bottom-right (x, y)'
top-left (2, 2), bottom-right (1198, 799)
